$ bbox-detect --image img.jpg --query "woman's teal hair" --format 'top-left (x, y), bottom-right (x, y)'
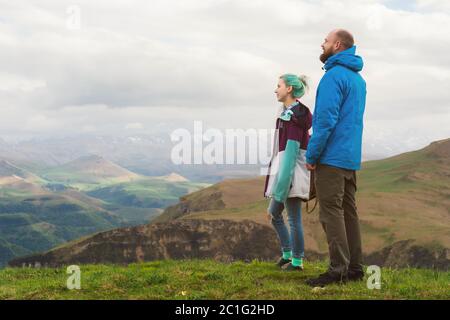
top-left (280, 74), bottom-right (309, 98)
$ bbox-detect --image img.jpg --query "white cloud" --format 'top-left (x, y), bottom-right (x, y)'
top-left (125, 122), bottom-right (144, 130)
top-left (0, 73), bottom-right (46, 92)
top-left (415, 0), bottom-right (450, 13)
top-left (0, 0), bottom-right (449, 155)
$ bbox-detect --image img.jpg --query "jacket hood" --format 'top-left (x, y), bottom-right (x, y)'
top-left (324, 46), bottom-right (364, 72)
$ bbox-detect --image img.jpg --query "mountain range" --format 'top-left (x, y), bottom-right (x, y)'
top-left (0, 154), bottom-right (207, 267)
top-left (0, 134), bottom-right (264, 182)
top-left (8, 138), bottom-right (450, 270)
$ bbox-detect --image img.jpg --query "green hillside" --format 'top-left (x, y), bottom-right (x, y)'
top-left (0, 194), bottom-right (122, 268)
top-left (88, 178), bottom-right (209, 211)
top-left (359, 138), bottom-right (450, 193)
top-left (156, 139), bottom-right (450, 254)
top-left (36, 155), bottom-right (210, 223)
top-left (0, 159), bottom-right (128, 268)
top-left (0, 237), bottom-right (31, 268)
top-left (0, 259), bottom-right (448, 300)
top-left (0, 155), bottom-right (210, 267)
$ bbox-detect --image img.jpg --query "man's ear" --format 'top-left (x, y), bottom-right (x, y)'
top-left (334, 40), bottom-right (341, 51)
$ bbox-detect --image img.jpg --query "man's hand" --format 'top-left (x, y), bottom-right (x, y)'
top-left (306, 163), bottom-right (316, 171)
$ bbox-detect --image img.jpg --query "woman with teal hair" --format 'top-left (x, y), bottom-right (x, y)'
top-left (264, 73), bottom-right (313, 271)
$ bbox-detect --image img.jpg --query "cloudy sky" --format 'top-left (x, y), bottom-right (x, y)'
top-left (1, 0), bottom-right (449, 156)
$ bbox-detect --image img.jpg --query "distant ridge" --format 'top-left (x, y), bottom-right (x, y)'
top-left (158, 172), bottom-right (189, 182)
top-left (41, 154), bottom-right (141, 185)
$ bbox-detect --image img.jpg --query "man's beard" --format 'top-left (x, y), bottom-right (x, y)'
top-left (320, 48), bottom-right (334, 63)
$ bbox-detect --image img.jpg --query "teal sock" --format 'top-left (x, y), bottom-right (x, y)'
top-left (282, 250), bottom-right (292, 260)
top-left (292, 258), bottom-right (303, 267)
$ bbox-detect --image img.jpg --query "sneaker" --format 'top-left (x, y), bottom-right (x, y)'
top-left (282, 263), bottom-right (304, 271)
top-left (347, 270), bottom-right (364, 281)
top-left (275, 257), bottom-right (291, 268)
top-left (306, 272), bottom-right (348, 287)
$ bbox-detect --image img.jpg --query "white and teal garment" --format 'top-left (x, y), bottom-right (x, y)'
top-left (263, 100), bottom-right (313, 203)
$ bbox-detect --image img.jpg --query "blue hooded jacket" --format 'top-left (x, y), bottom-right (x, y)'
top-left (306, 46), bottom-right (366, 170)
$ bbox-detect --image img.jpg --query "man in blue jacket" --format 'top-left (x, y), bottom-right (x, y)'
top-left (305, 29), bottom-right (366, 287)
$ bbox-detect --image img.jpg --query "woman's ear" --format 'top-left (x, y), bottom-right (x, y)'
top-left (287, 86), bottom-right (293, 94)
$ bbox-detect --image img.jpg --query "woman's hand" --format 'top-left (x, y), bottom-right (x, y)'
top-left (306, 163), bottom-right (316, 171)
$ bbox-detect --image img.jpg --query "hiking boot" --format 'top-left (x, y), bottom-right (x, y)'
top-left (347, 270), bottom-right (365, 281)
top-left (282, 263), bottom-right (304, 271)
top-left (275, 257), bottom-right (291, 268)
top-left (306, 272), bottom-right (348, 287)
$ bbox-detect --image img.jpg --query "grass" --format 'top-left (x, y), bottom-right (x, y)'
top-left (0, 259), bottom-right (448, 300)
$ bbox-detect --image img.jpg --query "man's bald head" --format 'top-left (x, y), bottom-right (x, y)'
top-left (320, 29), bottom-right (355, 63)
top-left (332, 29), bottom-right (354, 50)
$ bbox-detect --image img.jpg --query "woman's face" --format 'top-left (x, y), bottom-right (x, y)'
top-left (275, 78), bottom-right (292, 103)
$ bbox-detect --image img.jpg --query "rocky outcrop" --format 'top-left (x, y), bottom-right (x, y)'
top-left (8, 222), bottom-right (449, 271)
top-left (152, 190), bottom-right (225, 223)
top-left (8, 219), bottom-right (283, 267)
top-left (364, 239), bottom-right (449, 271)
top-left (425, 138), bottom-right (450, 159)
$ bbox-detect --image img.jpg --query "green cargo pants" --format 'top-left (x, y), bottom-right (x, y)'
top-left (315, 163), bottom-right (364, 277)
